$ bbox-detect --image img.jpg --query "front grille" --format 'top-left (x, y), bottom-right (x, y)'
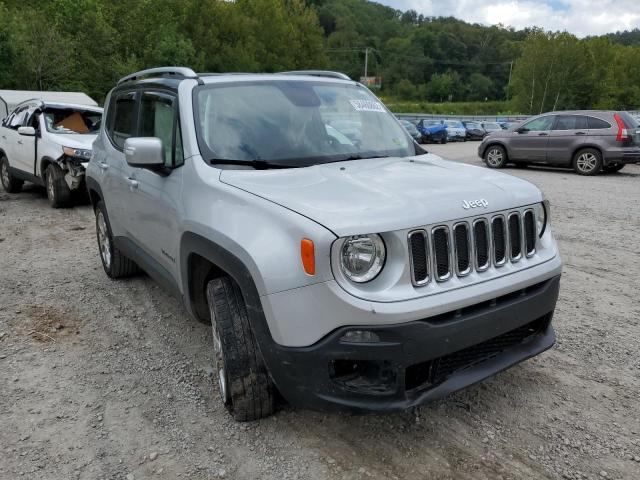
top-left (409, 206), bottom-right (539, 286)
top-left (405, 316), bottom-right (548, 391)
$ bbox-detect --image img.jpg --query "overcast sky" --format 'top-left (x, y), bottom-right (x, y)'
top-left (375, 0), bottom-right (639, 37)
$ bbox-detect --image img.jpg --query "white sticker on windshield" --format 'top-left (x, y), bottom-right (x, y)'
top-left (349, 99), bottom-right (385, 113)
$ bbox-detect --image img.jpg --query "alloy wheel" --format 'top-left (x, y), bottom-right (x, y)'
top-left (1, 161), bottom-right (9, 188)
top-left (576, 152), bottom-right (598, 173)
top-left (486, 148), bottom-right (503, 167)
top-left (96, 210), bottom-right (112, 269)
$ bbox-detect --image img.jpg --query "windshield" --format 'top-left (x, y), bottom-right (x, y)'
top-left (194, 81), bottom-right (415, 167)
top-left (445, 120), bottom-right (463, 127)
top-left (43, 108), bottom-right (101, 134)
top-left (424, 120), bottom-right (442, 126)
top-left (483, 123), bottom-right (500, 131)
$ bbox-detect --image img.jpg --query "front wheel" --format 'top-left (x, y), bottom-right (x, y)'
top-left (45, 164), bottom-right (72, 208)
top-left (484, 145), bottom-right (507, 168)
top-left (1, 156), bottom-right (23, 193)
top-left (206, 276), bottom-right (275, 421)
top-left (573, 148), bottom-right (602, 175)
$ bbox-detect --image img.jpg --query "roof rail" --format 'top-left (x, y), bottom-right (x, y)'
top-left (277, 70), bottom-right (351, 81)
top-left (117, 67), bottom-right (199, 85)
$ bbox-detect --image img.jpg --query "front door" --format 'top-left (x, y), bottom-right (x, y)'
top-left (508, 115), bottom-right (555, 162)
top-left (125, 90), bottom-right (184, 282)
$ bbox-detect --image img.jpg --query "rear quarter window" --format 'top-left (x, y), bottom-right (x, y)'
top-left (587, 116), bottom-right (611, 130)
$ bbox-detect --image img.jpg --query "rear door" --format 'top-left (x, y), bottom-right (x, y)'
top-left (546, 114), bottom-right (588, 165)
top-left (507, 115), bottom-right (555, 161)
top-left (1, 107), bottom-right (28, 171)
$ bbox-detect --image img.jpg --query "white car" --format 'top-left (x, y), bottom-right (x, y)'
top-left (444, 120), bottom-right (467, 141)
top-left (0, 100), bottom-right (102, 207)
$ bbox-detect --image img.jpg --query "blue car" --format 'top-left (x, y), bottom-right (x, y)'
top-left (416, 119), bottom-right (448, 144)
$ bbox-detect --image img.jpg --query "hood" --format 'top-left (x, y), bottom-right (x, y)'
top-left (47, 132), bottom-right (97, 150)
top-left (220, 155), bottom-right (543, 237)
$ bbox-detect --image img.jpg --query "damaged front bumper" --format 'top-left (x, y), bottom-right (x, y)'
top-left (62, 158), bottom-right (88, 190)
top-left (262, 275), bottom-right (560, 412)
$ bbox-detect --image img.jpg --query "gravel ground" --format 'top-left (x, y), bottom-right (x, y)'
top-left (1, 143), bottom-right (639, 480)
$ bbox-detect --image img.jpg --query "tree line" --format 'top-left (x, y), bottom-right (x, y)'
top-left (0, 0), bottom-right (638, 113)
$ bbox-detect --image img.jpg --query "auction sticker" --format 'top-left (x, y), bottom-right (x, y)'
top-left (349, 99), bottom-right (385, 112)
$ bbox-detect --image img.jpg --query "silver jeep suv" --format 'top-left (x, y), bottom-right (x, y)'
top-left (87, 67), bottom-right (562, 421)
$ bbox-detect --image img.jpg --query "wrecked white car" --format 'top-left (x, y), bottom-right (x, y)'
top-left (0, 100), bottom-right (102, 207)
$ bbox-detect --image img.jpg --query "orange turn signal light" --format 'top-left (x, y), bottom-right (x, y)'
top-left (301, 238), bottom-right (315, 275)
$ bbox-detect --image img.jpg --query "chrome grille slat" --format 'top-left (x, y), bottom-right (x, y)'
top-left (408, 230), bottom-right (429, 286)
top-left (432, 226), bottom-right (452, 282)
top-left (508, 212), bottom-right (522, 262)
top-left (453, 222), bottom-right (471, 276)
top-left (408, 207), bottom-right (540, 287)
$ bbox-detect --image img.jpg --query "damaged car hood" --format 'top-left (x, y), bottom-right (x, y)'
top-left (219, 155), bottom-right (543, 237)
top-left (47, 133), bottom-right (97, 150)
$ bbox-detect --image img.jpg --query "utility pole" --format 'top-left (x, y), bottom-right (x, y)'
top-left (506, 60), bottom-right (513, 101)
top-left (364, 47), bottom-right (369, 80)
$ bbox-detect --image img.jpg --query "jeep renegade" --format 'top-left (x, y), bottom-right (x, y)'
top-left (87, 67), bottom-right (562, 421)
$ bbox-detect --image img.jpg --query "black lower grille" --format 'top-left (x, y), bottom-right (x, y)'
top-left (524, 210), bottom-right (536, 255)
top-left (454, 223), bottom-right (470, 274)
top-left (432, 227), bottom-right (450, 280)
top-left (405, 316), bottom-right (547, 391)
top-left (492, 216), bottom-right (506, 264)
top-left (509, 213), bottom-right (522, 259)
top-left (408, 231), bottom-right (429, 284)
top-left (473, 220), bottom-right (489, 269)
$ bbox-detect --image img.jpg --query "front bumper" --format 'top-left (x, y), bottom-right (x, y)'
top-left (263, 275), bottom-right (560, 412)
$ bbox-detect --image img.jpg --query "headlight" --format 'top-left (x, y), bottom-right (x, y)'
top-left (340, 234), bottom-right (386, 283)
top-left (533, 200), bottom-right (549, 238)
top-left (63, 146), bottom-right (92, 159)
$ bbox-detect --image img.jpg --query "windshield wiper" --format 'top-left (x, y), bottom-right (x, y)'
top-left (325, 154), bottom-right (391, 164)
top-left (208, 159), bottom-right (298, 170)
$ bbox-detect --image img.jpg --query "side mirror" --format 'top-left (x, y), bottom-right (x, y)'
top-left (515, 127), bottom-right (527, 134)
top-left (124, 137), bottom-right (165, 168)
top-left (18, 126), bottom-right (36, 136)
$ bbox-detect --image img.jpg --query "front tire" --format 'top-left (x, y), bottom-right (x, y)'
top-left (1, 155), bottom-right (23, 193)
top-left (206, 276), bottom-right (275, 421)
top-left (45, 164), bottom-right (72, 208)
top-left (573, 148), bottom-right (602, 175)
top-left (484, 145), bottom-right (507, 168)
top-left (95, 200), bottom-right (139, 278)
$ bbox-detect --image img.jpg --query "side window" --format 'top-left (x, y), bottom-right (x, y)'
top-left (521, 116), bottom-right (554, 132)
top-left (553, 115), bottom-right (588, 130)
top-left (109, 92), bottom-right (137, 150)
top-left (8, 108), bottom-right (28, 129)
top-left (138, 91), bottom-right (183, 168)
top-left (587, 116), bottom-right (611, 130)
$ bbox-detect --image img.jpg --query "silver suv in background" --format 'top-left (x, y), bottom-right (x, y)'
top-left (479, 110), bottom-right (640, 175)
top-left (87, 67), bottom-right (561, 421)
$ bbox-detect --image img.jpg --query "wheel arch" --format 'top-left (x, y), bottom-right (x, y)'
top-left (39, 156), bottom-right (58, 178)
top-left (481, 141), bottom-right (508, 159)
top-left (86, 176), bottom-right (103, 211)
top-left (572, 144), bottom-right (603, 163)
top-left (180, 232), bottom-right (271, 341)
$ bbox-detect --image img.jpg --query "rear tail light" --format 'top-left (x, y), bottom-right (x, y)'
top-left (614, 113), bottom-right (630, 141)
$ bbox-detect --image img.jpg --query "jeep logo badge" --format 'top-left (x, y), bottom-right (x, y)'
top-left (462, 199), bottom-right (489, 209)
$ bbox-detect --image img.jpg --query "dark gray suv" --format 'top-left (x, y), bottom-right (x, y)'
top-left (478, 111), bottom-right (640, 175)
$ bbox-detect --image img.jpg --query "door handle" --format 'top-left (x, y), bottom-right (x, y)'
top-left (126, 177), bottom-right (139, 189)
top-left (574, 131), bottom-right (586, 135)
top-left (17, 140), bottom-right (23, 145)
top-left (1, 135), bottom-right (6, 140)
top-left (538, 132), bottom-right (549, 136)
top-left (98, 161), bottom-right (109, 171)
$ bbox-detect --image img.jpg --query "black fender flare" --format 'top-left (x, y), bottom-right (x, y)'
top-left (85, 176), bottom-right (104, 209)
top-left (179, 232), bottom-right (274, 345)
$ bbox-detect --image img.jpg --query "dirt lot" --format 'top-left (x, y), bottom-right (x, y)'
top-left (1, 143), bottom-right (639, 480)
